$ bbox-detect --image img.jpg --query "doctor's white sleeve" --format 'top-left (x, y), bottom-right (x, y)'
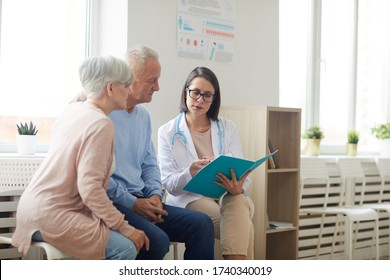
top-left (157, 126), bottom-right (192, 197)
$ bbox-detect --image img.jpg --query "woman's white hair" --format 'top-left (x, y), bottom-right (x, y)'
top-left (79, 55), bottom-right (133, 99)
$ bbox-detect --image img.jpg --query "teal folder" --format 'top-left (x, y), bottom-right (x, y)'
top-left (183, 150), bottom-right (278, 199)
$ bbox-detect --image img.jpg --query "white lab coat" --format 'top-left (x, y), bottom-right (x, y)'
top-left (157, 113), bottom-right (250, 208)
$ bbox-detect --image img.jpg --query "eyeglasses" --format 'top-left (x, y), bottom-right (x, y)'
top-left (186, 88), bottom-right (215, 103)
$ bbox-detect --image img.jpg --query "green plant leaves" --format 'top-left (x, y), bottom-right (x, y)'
top-left (371, 123), bottom-right (390, 140)
top-left (347, 130), bottom-right (359, 144)
top-left (302, 126), bottom-right (324, 139)
top-left (16, 121), bottom-right (38, 135)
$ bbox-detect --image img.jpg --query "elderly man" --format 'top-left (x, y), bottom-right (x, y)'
top-left (106, 45), bottom-right (214, 260)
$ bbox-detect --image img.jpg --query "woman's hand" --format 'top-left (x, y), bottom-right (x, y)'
top-left (128, 229), bottom-right (150, 253)
top-left (189, 157), bottom-right (212, 177)
top-left (214, 168), bottom-right (251, 196)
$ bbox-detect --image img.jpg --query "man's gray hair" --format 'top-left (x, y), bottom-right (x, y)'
top-left (79, 55), bottom-right (133, 99)
top-left (124, 45), bottom-right (159, 70)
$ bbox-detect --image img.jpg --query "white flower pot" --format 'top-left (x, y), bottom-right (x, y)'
top-left (379, 139), bottom-right (390, 157)
top-left (304, 139), bottom-right (321, 156)
top-left (16, 135), bottom-right (37, 155)
top-left (346, 143), bottom-right (358, 157)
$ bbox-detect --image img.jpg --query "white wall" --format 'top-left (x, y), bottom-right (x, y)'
top-left (97, 0), bottom-right (279, 144)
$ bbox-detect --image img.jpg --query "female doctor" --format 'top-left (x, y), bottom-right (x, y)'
top-left (158, 67), bottom-right (254, 260)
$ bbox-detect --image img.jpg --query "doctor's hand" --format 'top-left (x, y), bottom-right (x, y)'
top-left (128, 228), bottom-right (150, 253)
top-left (214, 168), bottom-right (251, 196)
top-left (189, 157), bottom-right (214, 177)
top-left (132, 197), bottom-right (168, 224)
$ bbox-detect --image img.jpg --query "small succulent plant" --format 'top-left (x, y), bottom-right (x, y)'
top-left (17, 121), bottom-right (38, 135)
top-left (347, 130), bottom-right (359, 144)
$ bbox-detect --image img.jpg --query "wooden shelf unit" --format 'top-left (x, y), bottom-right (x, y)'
top-left (220, 106), bottom-right (301, 259)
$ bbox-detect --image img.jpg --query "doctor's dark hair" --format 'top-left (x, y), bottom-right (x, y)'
top-left (179, 67), bottom-right (221, 121)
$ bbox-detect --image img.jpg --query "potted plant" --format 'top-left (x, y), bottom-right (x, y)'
top-left (371, 123), bottom-right (390, 157)
top-left (347, 130), bottom-right (359, 156)
top-left (16, 121), bottom-right (38, 155)
top-left (302, 126), bottom-right (324, 156)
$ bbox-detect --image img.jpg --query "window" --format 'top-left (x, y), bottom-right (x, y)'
top-left (319, 0), bottom-right (354, 147)
top-left (0, 0), bottom-right (89, 151)
top-left (279, 0), bottom-right (309, 131)
top-left (356, 0), bottom-right (390, 153)
top-left (280, 0), bottom-right (390, 154)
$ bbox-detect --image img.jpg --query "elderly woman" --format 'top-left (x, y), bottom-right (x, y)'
top-left (12, 55), bottom-right (149, 260)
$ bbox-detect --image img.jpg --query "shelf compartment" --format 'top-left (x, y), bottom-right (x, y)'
top-left (266, 230), bottom-right (298, 259)
top-left (267, 172), bottom-right (299, 226)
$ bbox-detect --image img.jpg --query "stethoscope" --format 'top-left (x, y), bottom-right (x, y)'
top-left (171, 112), bottom-right (223, 155)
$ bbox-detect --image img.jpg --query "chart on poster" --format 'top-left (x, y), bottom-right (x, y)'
top-left (177, 0), bottom-right (236, 64)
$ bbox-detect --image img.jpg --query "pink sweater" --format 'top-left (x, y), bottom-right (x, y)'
top-left (12, 102), bottom-right (135, 259)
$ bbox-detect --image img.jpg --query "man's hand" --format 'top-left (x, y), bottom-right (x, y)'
top-left (128, 229), bottom-right (150, 253)
top-left (132, 196), bottom-right (168, 223)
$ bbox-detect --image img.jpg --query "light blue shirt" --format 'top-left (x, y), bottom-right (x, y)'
top-left (107, 105), bottom-right (163, 209)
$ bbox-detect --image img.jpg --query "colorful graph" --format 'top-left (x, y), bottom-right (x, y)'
top-left (204, 21), bottom-right (235, 39)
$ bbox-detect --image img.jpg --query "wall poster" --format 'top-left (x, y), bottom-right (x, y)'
top-left (177, 0), bottom-right (236, 64)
